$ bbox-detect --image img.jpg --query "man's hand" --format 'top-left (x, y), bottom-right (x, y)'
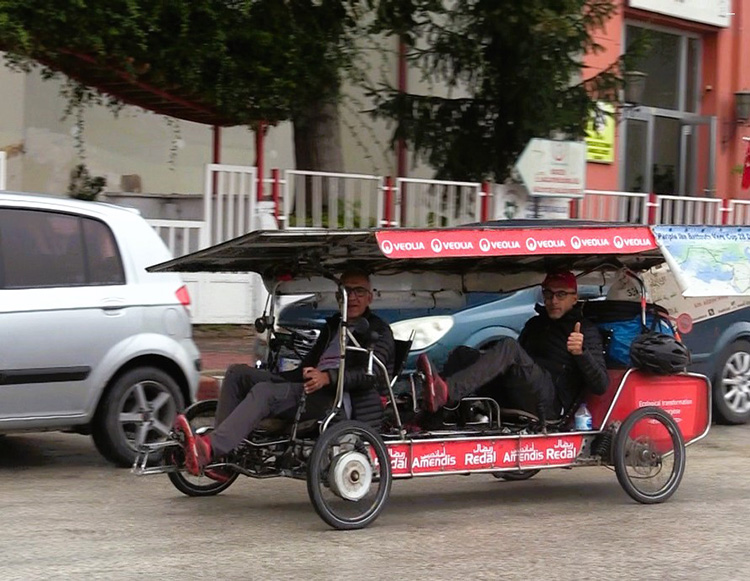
top-left (303, 367), bottom-right (330, 394)
top-left (567, 322), bottom-right (584, 356)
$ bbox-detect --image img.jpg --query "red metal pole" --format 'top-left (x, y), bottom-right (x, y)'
top-left (568, 198), bottom-right (578, 219)
top-left (721, 197), bottom-right (730, 225)
top-left (272, 168), bottom-right (280, 222)
top-left (255, 121), bottom-right (266, 201)
top-left (212, 125), bottom-right (221, 197)
top-left (648, 192), bottom-right (658, 225)
top-left (396, 38), bottom-right (408, 179)
top-left (481, 182), bottom-right (491, 222)
top-left (384, 176), bottom-right (393, 227)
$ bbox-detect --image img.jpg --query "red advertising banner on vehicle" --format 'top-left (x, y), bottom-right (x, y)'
top-left (376, 227), bottom-right (656, 259)
top-left (386, 434), bottom-right (586, 477)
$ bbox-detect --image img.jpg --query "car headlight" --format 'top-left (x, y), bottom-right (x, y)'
top-left (390, 316), bottom-right (455, 351)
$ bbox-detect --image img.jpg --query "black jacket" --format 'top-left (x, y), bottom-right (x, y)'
top-left (287, 308), bottom-right (395, 429)
top-left (518, 304), bottom-right (609, 413)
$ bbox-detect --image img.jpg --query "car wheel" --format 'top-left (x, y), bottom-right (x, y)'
top-left (713, 340), bottom-right (750, 425)
top-left (93, 366), bottom-right (184, 467)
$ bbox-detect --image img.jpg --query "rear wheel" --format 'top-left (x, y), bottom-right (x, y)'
top-left (167, 399), bottom-right (239, 497)
top-left (307, 421), bottom-right (392, 530)
top-left (614, 407), bottom-right (685, 504)
top-left (92, 366), bottom-right (183, 467)
top-left (713, 340), bottom-right (750, 425)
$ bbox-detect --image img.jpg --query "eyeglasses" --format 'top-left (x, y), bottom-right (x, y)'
top-left (336, 286), bottom-right (371, 300)
top-left (542, 289), bottom-right (576, 301)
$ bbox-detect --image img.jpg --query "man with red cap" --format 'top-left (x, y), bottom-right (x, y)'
top-left (418, 270), bottom-right (608, 423)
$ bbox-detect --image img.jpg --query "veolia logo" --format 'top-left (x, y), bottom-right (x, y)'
top-left (526, 237), bottom-right (538, 252)
top-left (613, 235), bottom-right (624, 249)
top-left (479, 238), bottom-right (491, 252)
top-left (570, 236), bottom-right (582, 250)
top-left (381, 239), bottom-right (394, 255)
top-left (431, 238), bottom-right (443, 253)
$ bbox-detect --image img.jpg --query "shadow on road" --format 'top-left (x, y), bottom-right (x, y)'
top-left (0, 432), bottom-right (108, 469)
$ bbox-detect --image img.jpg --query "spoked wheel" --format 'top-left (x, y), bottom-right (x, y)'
top-left (614, 406), bottom-right (685, 504)
top-left (492, 469), bottom-right (541, 481)
top-left (167, 399), bottom-right (239, 497)
top-left (307, 420), bottom-right (392, 530)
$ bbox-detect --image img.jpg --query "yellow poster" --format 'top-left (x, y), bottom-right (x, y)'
top-left (585, 102), bottom-right (615, 164)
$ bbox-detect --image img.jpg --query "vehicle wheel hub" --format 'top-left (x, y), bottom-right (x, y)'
top-left (328, 451), bottom-right (373, 501)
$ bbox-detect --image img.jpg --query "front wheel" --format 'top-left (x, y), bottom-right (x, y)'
top-left (614, 407), bottom-right (685, 504)
top-left (307, 420), bottom-right (392, 530)
top-left (167, 399), bottom-right (240, 497)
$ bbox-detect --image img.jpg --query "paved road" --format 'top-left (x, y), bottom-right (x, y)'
top-left (2, 425), bottom-right (749, 581)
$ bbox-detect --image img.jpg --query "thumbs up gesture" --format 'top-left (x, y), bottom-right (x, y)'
top-left (567, 321), bottom-right (584, 355)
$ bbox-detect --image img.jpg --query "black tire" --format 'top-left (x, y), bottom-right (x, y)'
top-left (307, 420), bottom-right (392, 530)
top-left (614, 407), bottom-right (685, 504)
top-left (492, 469), bottom-right (541, 481)
top-left (167, 399), bottom-right (239, 497)
top-left (92, 366), bottom-right (184, 467)
top-left (713, 340), bottom-right (750, 425)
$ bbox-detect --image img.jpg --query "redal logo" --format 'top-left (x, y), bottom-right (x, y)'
top-left (412, 449), bottom-right (457, 470)
top-left (479, 238), bottom-right (522, 252)
top-left (389, 449), bottom-right (408, 471)
top-left (464, 443), bottom-right (497, 466)
top-left (431, 238), bottom-right (475, 253)
top-left (381, 239), bottom-right (426, 255)
top-left (546, 439), bottom-right (579, 461)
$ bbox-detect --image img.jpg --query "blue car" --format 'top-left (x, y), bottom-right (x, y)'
top-left (277, 285), bottom-right (750, 425)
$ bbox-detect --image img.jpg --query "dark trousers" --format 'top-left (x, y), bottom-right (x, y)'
top-left (442, 339), bottom-right (556, 418)
top-left (211, 365), bottom-right (307, 457)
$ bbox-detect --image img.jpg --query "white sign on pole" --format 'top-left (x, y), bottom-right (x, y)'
top-left (629, 0), bottom-right (731, 28)
top-left (514, 139), bottom-right (586, 198)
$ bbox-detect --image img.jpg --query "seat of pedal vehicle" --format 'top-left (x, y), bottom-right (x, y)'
top-left (257, 417), bottom-right (319, 435)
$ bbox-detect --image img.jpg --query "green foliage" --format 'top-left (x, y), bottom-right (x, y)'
top-left (67, 163), bottom-right (107, 201)
top-left (0, 0), bottom-right (365, 126)
top-left (369, 0), bottom-right (635, 182)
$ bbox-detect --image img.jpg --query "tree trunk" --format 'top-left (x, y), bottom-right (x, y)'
top-left (292, 99), bottom-right (344, 224)
top-left (293, 99), bottom-right (343, 172)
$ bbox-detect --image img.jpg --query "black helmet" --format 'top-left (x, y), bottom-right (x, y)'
top-left (629, 333), bottom-right (691, 375)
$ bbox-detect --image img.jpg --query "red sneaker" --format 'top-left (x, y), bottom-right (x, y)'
top-left (417, 353), bottom-right (449, 413)
top-left (183, 434), bottom-right (213, 476)
top-left (173, 414), bottom-right (197, 469)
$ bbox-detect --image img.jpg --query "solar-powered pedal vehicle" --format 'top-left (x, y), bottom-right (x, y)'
top-left (134, 222), bottom-right (750, 529)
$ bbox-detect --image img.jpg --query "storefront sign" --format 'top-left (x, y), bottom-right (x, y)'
top-left (585, 102), bottom-right (615, 164)
top-left (515, 139), bottom-right (586, 198)
top-left (629, 0), bottom-right (732, 28)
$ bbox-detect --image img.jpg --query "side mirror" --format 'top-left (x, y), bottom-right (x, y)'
top-left (254, 315), bottom-right (274, 333)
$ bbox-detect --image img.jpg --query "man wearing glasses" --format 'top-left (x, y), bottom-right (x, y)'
top-left (174, 269), bottom-right (395, 481)
top-left (419, 271), bottom-right (608, 424)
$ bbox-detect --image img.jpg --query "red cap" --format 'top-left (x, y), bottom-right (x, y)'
top-left (542, 271), bottom-right (577, 291)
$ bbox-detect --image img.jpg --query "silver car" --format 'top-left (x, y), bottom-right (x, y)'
top-left (0, 192), bottom-right (201, 466)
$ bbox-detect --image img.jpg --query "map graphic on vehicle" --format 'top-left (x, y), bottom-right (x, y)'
top-left (653, 226), bottom-right (750, 297)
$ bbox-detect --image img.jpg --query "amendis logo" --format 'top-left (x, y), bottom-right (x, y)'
top-left (503, 439), bottom-right (580, 464)
top-left (503, 443), bottom-right (544, 464)
top-left (464, 443), bottom-right (496, 466)
top-left (479, 238), bottom-right (522, 252)
top-left (412, 449), bottom-right (457, 470)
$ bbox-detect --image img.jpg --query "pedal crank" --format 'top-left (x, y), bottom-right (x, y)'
top-left (131, 439), bottom-right (183, 476)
